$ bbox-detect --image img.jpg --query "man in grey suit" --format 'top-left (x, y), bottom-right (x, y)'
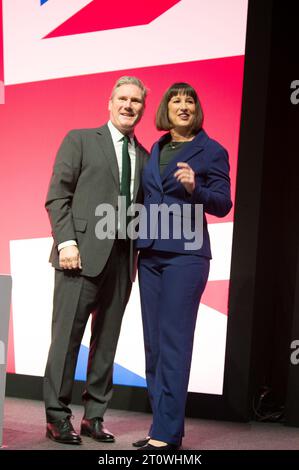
top-left (44, 76), bottom-right (148, 445)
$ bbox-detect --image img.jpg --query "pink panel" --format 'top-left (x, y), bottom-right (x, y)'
top-left (0, 0), bottom-right (3, 79)
top-left (45, 0), bottom-right (181, 38)
top-left (0, 56), bottom-right (244, 277)
top-left (0, 0), bottom-right (4, 103)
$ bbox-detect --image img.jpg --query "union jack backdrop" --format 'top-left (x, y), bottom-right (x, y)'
top-left (0, 0), bottom-right (248, 393)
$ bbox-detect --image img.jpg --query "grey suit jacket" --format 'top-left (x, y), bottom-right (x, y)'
top-left (45, 124), bottom-right (149, 280)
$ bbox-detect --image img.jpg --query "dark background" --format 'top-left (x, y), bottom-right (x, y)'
top-left (224, 0), bottom-right (299, 424)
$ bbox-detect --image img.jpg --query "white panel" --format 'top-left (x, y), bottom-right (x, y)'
top-left (10, 229), bottom-right (229, 393)
top-left (189, 304), bottom-right (227, 394)
top-left (209, 222), bottom-right (233, 281)
top-left (114, 282), bottom-right (146, 379)
top-left (10, 238), bottom-right (54, 376)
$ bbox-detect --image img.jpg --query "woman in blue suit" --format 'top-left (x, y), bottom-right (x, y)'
top-left (134, 83), bottom-right (232, 451)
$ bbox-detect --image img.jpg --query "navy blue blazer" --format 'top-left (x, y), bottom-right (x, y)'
top-left (135, 129), bottom-right (232, 258)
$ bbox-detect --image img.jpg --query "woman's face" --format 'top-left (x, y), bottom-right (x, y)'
top-left (167, 93), bottom-right (196, 132)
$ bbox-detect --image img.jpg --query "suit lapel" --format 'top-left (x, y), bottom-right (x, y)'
top-left (148, 141), bottom-right (163, 191)
top-left (96, 125), bottom-right (120, 190)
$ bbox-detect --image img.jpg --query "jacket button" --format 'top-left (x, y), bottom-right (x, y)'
top-left (147, 193), bottom-right (151, 198)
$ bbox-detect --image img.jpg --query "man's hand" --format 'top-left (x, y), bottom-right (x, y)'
top-left (59, 245), bottom-right (82, 270)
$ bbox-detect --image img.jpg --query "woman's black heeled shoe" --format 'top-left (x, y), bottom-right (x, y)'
top-left (136, 442), bottom-right (179, 452)
top-left (132, 437), bottom-right (150, 447)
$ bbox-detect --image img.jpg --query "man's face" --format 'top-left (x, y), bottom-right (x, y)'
top-left (109, 84), bottom-right (145, 134)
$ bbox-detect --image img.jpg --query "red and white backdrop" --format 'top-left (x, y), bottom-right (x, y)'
top-left (0, 0), bottom-right (248, 393)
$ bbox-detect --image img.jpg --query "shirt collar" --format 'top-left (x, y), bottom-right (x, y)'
top-left (108, 120), bottom-right (134, 145)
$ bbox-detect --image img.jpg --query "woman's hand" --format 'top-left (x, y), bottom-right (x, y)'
top-left (174, 162), bottom-right (195, 194)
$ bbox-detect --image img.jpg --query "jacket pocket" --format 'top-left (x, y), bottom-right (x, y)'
top-left (73, 217), bottom-right (87, 232)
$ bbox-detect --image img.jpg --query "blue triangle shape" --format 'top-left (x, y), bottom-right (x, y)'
top-left (75, 344), bottom-right (146, 388)
top-left (113, 363), bottom-right (146, 387)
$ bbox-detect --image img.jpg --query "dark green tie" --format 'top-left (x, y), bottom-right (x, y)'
top-left (120, 135), bottom-right (131, 237)
top-left (121, 134), bottom-right (131, 203)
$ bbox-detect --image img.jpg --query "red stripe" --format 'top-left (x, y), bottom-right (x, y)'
top-left (201, 280), bottom-right (230, 316)
top-left (45, 0), bottom-right (180, 38)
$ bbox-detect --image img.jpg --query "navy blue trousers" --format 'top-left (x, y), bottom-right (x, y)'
top-left (138, 249), bottom-right (210, 445)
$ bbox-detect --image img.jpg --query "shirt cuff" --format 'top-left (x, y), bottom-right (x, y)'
top-left (58, 240), bottom-right (77, 252)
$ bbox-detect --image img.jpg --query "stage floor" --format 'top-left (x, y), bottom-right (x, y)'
top-left (1, 397), bottom-right (299, 450)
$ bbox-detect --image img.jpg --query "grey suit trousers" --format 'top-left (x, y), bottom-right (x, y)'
top-left (44, 239), bottom-right (131, 423)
